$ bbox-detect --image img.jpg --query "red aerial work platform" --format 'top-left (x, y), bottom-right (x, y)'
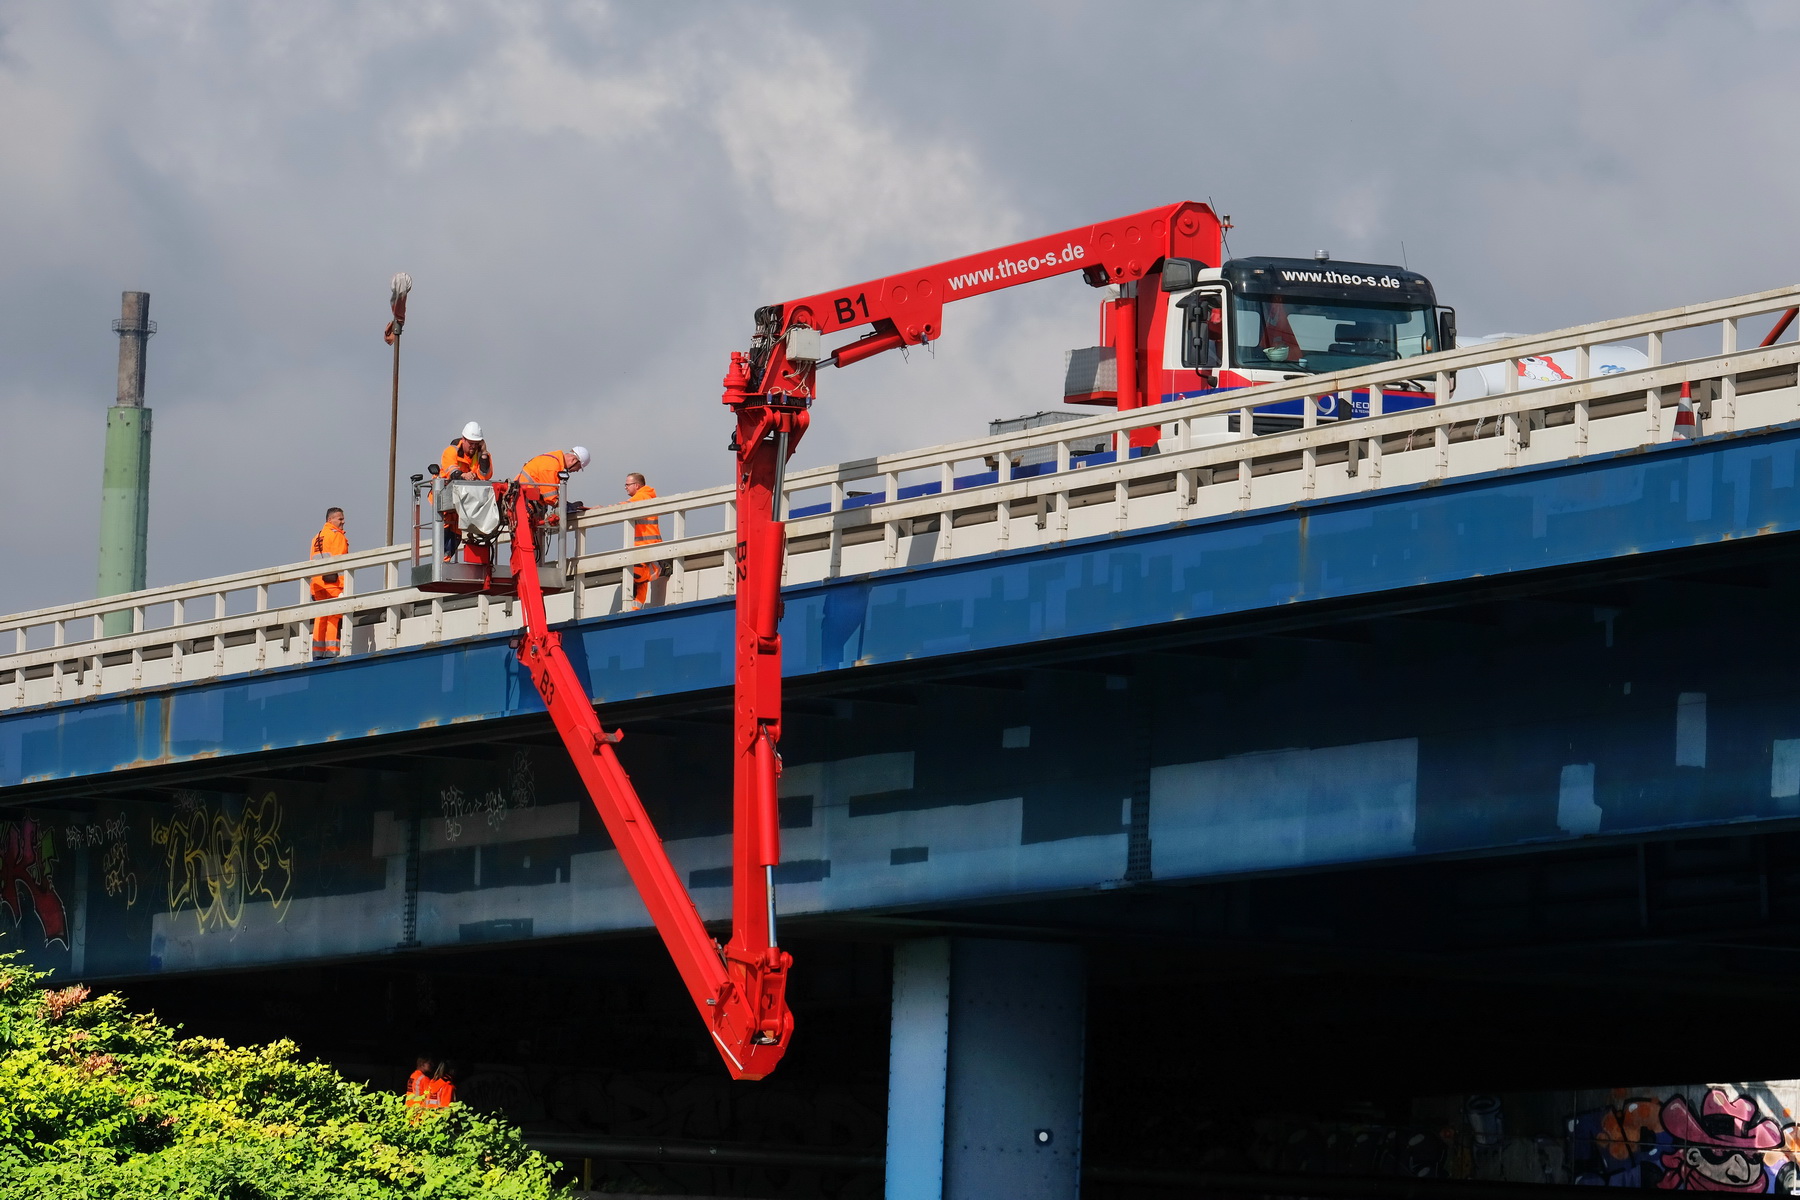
top-left (477, 202), bottom-right (1223, 1078)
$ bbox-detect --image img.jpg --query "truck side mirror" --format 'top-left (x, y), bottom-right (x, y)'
top-left (1177, 292), bottom-right (1220, 369)
top-left (1161, 258), bottom-right (1203, 291)
top-left (1437, 306), bottom-right (1457, 351)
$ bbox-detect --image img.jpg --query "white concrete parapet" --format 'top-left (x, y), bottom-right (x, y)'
top-left (4, 286), bottom-right (1799, 711)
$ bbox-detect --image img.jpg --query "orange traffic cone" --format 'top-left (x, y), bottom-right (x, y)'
top-left (1672, 380), bottom-right (1699, 440)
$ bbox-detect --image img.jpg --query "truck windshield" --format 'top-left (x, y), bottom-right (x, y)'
top-left (1232, 294), bottom-right (1436, 373)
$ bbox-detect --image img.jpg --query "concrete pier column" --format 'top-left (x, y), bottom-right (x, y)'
top-left (98, 291), bottom-right (154, 636)
top-left (885, 938), bottom-right (1086, 1200)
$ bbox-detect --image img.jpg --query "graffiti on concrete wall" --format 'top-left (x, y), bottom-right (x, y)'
top-left (100, 816), bottom-right (138, 909)
top-left (1567, 1088), bottom-right (1800, 1192)
top-left (1328, 1084), bottom-right (1800, 1191)
top-left (71, 815), bottom-right (140, 909)
top-left (441, 749), bottom-right (538, 843)
top-left (1252, 1117), bottom-right (1449, 1179)
top-left (1212, 1085), bottom-right (1800, 1192)
top-left (150, 792), bottom-right (295, 933)
top-left (0, 818), bottom-right (67, 948)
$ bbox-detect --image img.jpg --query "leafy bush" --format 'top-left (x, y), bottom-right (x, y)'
top-left (0, 952), bottom-right (568, 1199)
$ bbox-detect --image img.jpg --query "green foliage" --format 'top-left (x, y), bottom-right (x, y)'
top-left (0, 953), bottom-right (568, 1199)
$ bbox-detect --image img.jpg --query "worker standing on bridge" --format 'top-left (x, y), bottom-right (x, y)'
top-left (623, 472), bottom-right (663, 611)
top-left (439, 421), bottom-right (494, 562)
top-left (308, 507), bottom-right (349, 659)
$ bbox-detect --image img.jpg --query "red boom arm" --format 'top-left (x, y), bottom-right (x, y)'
top-left (496, 203), bottom-right (1221, 1083)
top-left (693, 202), bottom-right (1220, 1076)
top-left (508, 488), bottom-right (792, 1079)
top-left (742, 201), bottom-right (1222, 408)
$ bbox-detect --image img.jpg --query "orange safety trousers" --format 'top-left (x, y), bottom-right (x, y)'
top-left (309, 523), bottom-right (349, 656)
top-left (309, 581), bottom-right (343, 655)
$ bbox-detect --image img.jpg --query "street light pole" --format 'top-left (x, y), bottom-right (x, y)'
top-left (385, 272), bottom-right (412, 546)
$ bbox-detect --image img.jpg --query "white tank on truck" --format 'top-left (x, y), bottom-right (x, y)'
top-left (1451, 335), bottom-right (1650, 397)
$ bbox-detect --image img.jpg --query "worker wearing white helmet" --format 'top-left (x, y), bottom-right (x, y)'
top-left (439, 421), bottom-right (492, 482)
top-left (437, 422), bottom-right (496, 563)
top-left (515, 446), bottom-right (589, 514)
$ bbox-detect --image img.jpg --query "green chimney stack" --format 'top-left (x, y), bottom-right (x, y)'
top-left (97, 291), bottom-right (154, 635)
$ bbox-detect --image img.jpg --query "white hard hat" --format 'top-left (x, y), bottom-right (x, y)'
top-left (570, 446), bottom-right (591, 468)
top-left (461, 421), bottom-right (484, 441)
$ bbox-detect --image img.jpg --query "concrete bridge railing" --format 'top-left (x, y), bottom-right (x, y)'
top-left (4, 284), bottom-right (1799, 711)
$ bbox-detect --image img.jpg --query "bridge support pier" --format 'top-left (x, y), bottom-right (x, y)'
top-left (885, 937), bottom-right (1086, 1200)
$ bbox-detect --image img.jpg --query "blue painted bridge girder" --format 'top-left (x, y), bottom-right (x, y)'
top-left (4, 424), bottom-right (1798, 791)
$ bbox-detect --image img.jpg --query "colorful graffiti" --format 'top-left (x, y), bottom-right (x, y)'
top-left (150, 792), bottom-right (294, 933)
top-left (1569, 1088), bottom-right (1800, 1192)
top-left (0, 818), bottom-right (67, 948)
top-left (1201, 1086), bottom-right (1800, 1191)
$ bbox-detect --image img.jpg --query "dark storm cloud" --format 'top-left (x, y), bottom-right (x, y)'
top-left (2, 1), bottom-right (1797, 611)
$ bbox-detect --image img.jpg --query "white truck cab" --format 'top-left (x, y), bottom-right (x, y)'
top-left (1066, 254), bottom-right (1457, 443)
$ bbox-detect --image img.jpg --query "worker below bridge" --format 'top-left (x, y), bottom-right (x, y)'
top-left (623, 472), bottom-right (664, 611)
top-left (308, 506), bottom-right (348, 659)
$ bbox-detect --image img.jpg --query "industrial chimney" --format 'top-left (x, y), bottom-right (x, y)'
top-left (97, 291), bottom-right (154, 635)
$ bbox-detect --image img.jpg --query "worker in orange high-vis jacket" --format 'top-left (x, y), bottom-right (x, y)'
top-left (403, 1055), bottom-right (432, 1108)
top-left (440, 421), bottom-right (493, 482)
top-left (623, 472), bottom-right (664, 610)
top-left (515, 446), bottom-right (589, 511)
top-left (439, 421), bottom-right (494, 563)
top-left (309, 507), bottom-right (349, 658)
top-left (427, 1060), bottom-right (456, 1109)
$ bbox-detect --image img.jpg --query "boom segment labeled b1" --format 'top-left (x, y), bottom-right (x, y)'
top-left (739, 201), bottom-right (1224, 418)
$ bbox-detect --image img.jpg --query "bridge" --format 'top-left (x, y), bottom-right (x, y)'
top-left (5, 285), bottom-right (1800, 1199)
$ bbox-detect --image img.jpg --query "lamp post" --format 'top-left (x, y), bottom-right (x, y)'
top-left (384, 272), bottom-right (412, 545)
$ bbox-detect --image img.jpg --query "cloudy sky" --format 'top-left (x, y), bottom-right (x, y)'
top-left (3, 1), bottom-right (1798, 612)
